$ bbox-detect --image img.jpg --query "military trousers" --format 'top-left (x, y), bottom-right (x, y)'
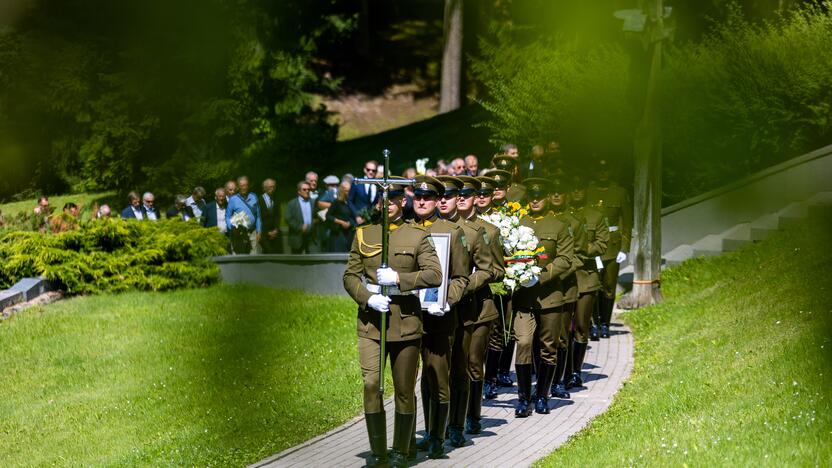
top-left (420, 331), bottom-right (455, 402)
top-left (574, 292), bottom-right (595, 344)
top-left (600, 259), bottom-right (621, 300)
top-left (468, 320), bottom-right (494, 381)
top-left (359, 336), bottom-right (420, 413)
top-left (559, 302), bottom-right (577, 349)
top-left (513, 307), bottom-right (565, 365)
top-left (487, 295), bottom-right (512, 352)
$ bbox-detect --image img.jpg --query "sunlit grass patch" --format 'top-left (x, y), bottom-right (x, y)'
top-left (0, 285), bottom-right (368, 466)
top-left (537, 216), bottom-right (832, 466)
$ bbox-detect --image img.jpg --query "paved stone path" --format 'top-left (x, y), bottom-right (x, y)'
top-left (252, 315), bottom-right (633, 468)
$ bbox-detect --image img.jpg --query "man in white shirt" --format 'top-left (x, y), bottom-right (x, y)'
top-left (185, 186), bottom-right (207, 220)
top-left (143, 192), bottom-right (159, 221)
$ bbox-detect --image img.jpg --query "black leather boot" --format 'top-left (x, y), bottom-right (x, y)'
top-left (600, 296), bottom-right (613, 338)
top-left (389, 412), bottom-right (414, 467)
top-left (498, 340), bottom-right (515, 386)
top-left (535, 363), bottom-right (555, 414)
top-left (551, 347), bottom-right (571, 399)
top-left (566, 341), bottom-right (588, 389)
top-left (428, 401), bottom-right (449, 459)
top-left (514, 364), bottom-right (534, 417)
top-left (590, 293), bottom-right (601, 341)
top-left (447, 384), bottom-right (467, 447)
top-left (465, 380), bottom-right (484, 434)
top-left (364, 411), bottom-right (388, 467)
top-left (483, 350), bottom-right (500, 399)
top-left (415, 393), bottom-right (431, 451)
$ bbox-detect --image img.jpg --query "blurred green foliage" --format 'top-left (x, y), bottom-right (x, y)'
top-left (474, 2), bottom-right (832, 203)
top-left (0, 0), bottom-right (353, 202)
top-left (0, 218), bottom-right (228, 294)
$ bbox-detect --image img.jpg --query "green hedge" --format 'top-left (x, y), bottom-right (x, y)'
top-left (0, 219), bottom-right (228, 294)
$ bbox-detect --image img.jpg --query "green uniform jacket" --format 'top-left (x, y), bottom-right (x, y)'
top-left (455, 217), bottom-right (494, 326)
top-left (512, 214), bottom-right (576, 310)
top-left (507, 183), bottom-right (526, 203)
top-left (552, 210), bottom-right (585, 304)
top-left (573, 206), bottom-right (609, 293)
top-left (471, 216), bottom-right (506, 324)
top-left (586, 181), bottom-right (632, 260)
top-left (421, 217), bottom-right (470, 334)
top-left (343, 220), bottom-right (442, 342)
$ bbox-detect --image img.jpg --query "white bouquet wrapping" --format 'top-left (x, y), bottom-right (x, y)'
top-left (480, 202), bottom-right (544, 292)
top-left (230, 211), bottom-right (252, 230)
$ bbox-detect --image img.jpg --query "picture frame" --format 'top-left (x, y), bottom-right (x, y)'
top-left (418, 232), bottom-right (451, 310)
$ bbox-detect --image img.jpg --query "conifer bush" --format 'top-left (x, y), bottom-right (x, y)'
top-left (0, 219), bottom-right (228, 294)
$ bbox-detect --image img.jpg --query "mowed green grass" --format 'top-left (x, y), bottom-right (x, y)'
top-left (538, 216), bottom-right (832, 466)
top-left (0, 191), bottom-right (115, 218)
top-left (0, 285), bottom-right (370, 466)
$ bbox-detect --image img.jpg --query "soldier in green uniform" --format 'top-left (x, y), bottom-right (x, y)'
top-left (547, 178), bottom-right (584, 400)
top-left (512, 178), bottom-right (577, 417)
top-left (492, 155), bottom-right (526, 203)
top-left (343, 182), bottom-right (443, 468)
top-left (565, 173), bottom-right (609, 388)
top-left (487, 169), bottom-right (511, 209)
top-left (457, 175), bottom-right (506, 435)
top-left (585, 159), bottom-right (632, 338)
top-left (481, 168), bottom-right (518, 389)
top-left (409, 176), bottom-right (470, 459)
top-left (435, 175), bottom-right (494, 447)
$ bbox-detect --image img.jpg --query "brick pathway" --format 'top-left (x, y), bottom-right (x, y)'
top-left (252, 315), bottom-right (633, 468)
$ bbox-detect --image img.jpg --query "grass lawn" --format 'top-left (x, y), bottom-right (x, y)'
top-left (538, 216), bottom-right (832, 466)
top-left (0, 285), bottom-right (375, 466)
top-left (0, 191), bottom-right (115, 218)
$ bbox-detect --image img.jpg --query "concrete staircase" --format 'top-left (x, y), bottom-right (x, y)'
top-left (660, 191), bottom-right (832, 267)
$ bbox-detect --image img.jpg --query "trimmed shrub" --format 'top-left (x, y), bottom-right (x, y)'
top-left (0, 219), bottom-right (228, 294)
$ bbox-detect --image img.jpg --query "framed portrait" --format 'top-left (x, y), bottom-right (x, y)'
top-left (418, 232), bottom-right (451, 310)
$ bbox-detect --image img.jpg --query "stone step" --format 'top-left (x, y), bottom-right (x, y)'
top-left (692, 234), bottom-right (723, 257)
top-left (664, 244), bottom-right (694, 266)
top-left (777, 201), bottom-right (809, 228)
top-left (806, 192), bottom-right (832, 218)
top-left (720, 222), bottom-right (753, 252)
top-left (749, 213), bottom-right (781, 240)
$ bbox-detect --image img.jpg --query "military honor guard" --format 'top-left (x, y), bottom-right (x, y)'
top-left (565, 173), bottom-right (609, 388)
top-left (547, 178), bottom-right (584, 399)
top-left (343, 178), bottom-right (442, 468)
top-left (457, 176), bottom-right (506, 435)
top-left (512, 178), bottom-right (577, 417)
top-left (492, 155), bottom-right (526, 203)
top-left (410, 176), bottom-right (470, 459)
top-left (482, 168), bottom-right (520, 389)
top-left (434, 175), bottom-right (494, 448)
top-left (585, 159), bottom-right (633, 339)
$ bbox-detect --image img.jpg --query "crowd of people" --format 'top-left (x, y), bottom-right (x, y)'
top-left (341, 146), bottom-right (633, 467)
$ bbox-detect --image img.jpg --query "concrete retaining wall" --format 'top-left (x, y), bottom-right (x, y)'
top-left (213, 253), bottom-right (349, 295)
top-left (659, 144), bottom-right (832, 254)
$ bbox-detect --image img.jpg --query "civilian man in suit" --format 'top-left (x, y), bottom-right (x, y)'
top-left (121, 191), bottom-right (145, 220)
top-left (203, 188), bottom-right (228, 234)
top-left (142, 192), bottom-right (160, 221)
top-left (347, 159), bottom-right (379, 225)
top-left (185, 186), bottom-right (207, 221)
top-left (258, 178), bottom-right (283, 254)
top-left (285, 180), bottom-right (314, 254)
top-left (166, 194), bottom-right (196, 221)
top-left (225, 175), bottom-right (262, 254)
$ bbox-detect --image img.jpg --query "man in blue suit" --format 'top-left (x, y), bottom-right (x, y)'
top-left (347, 159), bottom-right (379, 225)
top-left (121, 191), bottom-right (146, 220)
top-left (285, 180), bottom-right (314, 254)
top-left (203, 188), bottom-right (228, 233)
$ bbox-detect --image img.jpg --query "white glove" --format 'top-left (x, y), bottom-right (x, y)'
top-left (376, 267), bottom-right (399, 286)
top-left (520, 276), bottom-right (539, 288)
top-left (427, 303), bottom-right (448, 316)
top-left (595, 256), bottom-right (605, 270)
top-left (615, 251), bottom-right (628, 264)
top-left (367, 294), bottom-right (391, 313)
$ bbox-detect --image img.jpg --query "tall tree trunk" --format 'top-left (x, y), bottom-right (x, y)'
top-left (356, 0), bottom-right (371, 59)
top-left (439, 0), bottom-right (463, 113)
top-left (630, 0), bottom-right (664, 307)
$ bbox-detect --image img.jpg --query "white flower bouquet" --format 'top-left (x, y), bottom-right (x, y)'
top-left (230, 211), bottom-right (252, 230)
top-left (481, 202), bottom-right (544, 292)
